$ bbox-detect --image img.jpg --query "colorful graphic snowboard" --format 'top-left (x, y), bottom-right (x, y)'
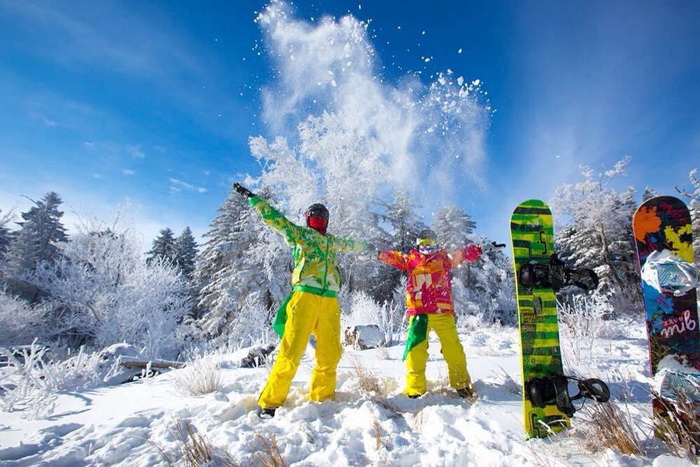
top-left (511, 199), bottom-right (570, 438)
top-left (632, 196), bottom-right (699, 418)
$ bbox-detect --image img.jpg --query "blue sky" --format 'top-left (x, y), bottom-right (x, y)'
top-left (0, 0), bottom-right (698, 246)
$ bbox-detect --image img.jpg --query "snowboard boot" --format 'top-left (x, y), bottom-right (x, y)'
top-left (257, 407), bottom-right (276, 419)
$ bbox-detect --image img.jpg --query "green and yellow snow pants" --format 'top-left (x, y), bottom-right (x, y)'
top-left (258, 290), bottom-right (342, 409)
top-left (405, 313), bottom-right (472, 396)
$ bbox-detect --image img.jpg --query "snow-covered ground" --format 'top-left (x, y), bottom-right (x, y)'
top-left (0, 320), bottom-right (693, 466)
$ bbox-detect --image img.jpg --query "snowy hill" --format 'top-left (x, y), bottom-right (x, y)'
top-left (0, 319), bottom-right (690, 466)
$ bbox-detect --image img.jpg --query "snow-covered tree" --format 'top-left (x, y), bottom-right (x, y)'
top-left (174, 227), bottom-right (198, 280)
top-left (676, 168), bottom-right (700, 266)
top-left (0, 290), bottom-right (46, 345)
top-left (0, 209), bottom-right (14, 260)
top-left (5, 192), bottom-right (68, 276)
top-left (368, 190), bottom-right (428, 302)
top-left (192, 185), bottom-right (288, 343)
top-left (551, 158), bottom-right (641, 313)
top-left (641, 186), bottom-right (660, 202)
top-left (249, 124), bottom-right (391, 299)
top-left (377, 190), bottom-right (427, 253)
top-left (146, 228), bottom-right (177, 266)
top-left (433, 205), bottom-right (476, 250)
top-left (32, 221), bottom-right (189, 357)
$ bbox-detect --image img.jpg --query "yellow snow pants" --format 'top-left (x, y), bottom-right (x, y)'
top-left (258, 290), bottom-right (342, 409)
top-left (405, 313), bottom-right (472, 396)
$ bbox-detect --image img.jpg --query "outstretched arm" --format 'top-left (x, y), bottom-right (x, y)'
top-left (234, 183), bottom-right (302, 245)
top-left (448, 244), bottom-right (482, 268)
top-left (333, 236), bottom-right (368, 253)
top-left (378, 250), bottom-right (409, 271)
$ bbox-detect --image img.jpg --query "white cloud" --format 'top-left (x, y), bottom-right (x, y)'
top-left (127, 145), bottom-right (146, 159)
top-left (169, 178), bottom-right (207, 194)
top-left (122, 169), bottom-right (135, 175)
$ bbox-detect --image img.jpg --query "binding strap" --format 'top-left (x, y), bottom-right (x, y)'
top-left (527, 376), bottom-right (610, 417)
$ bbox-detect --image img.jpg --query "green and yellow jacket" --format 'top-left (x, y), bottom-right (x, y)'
top-left (249, 196), bottom-right (366, 297)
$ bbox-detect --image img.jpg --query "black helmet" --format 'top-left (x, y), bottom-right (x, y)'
top-left (304, 203), bottom-right (329, 222)
top-left (417, 229), bottom-right (436, 241)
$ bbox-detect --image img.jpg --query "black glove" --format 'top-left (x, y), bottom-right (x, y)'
top-left (233, 183), bottom-right (255, 199)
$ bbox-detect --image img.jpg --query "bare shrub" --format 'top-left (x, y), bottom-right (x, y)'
top-left (571, 400), bottom-right (644, 456)
top-left (652, 392), bottom-right (700, 461)
top-left (171, 358), bottom-right (222, 396)
top-left (154, 419), bottom-right (239, 467)
top-left (558, 292), bottom-right (612, 366)
top-left (493, 366), bottom-right (521, 396)
top-left (375, 347), bottom-right (390, 360)
top-left (0, 342), bottom-right (57, 418)
top-left (253, 431), bottom-right (287, 467)
top-left (342, 291), bottom-right (403, 347)
top-left (351, 359), bottom-right (383, 395)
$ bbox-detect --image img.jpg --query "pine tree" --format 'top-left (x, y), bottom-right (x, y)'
top-left (368, 190), bottom-right (428, 303)
top-left (641, 186), bottom-right (660, 202)
top-left (5, 192), bottom-right (68, 275)
top-left (377, 190), bottom-right (427, 253)
top-left (147, 228), bottom-right (177, 266)
top-left (433, 205), bottom-right (476, 250)
top-left (193, 185), bottom-right (288, 341)
top-left (174, 227), bottom-right (198, 280)
top-left (0, 209), bottom-right (13, 259)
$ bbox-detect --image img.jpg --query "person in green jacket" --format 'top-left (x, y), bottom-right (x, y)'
top-left (233, 183), bottom-right (366, 419)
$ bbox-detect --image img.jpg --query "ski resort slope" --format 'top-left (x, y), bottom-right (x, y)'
top-left (0, 321), bottom-right (690, 466)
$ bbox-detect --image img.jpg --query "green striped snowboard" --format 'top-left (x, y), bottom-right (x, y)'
top-left (511, 199), bottom-right (570, 438)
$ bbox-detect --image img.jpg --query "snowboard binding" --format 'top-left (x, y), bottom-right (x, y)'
top-left (519, 254), bottom-right (599, 291)
top-left (526, 376), bottom-right (610, 417)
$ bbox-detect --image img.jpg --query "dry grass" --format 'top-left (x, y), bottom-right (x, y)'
top-left (372, 417), bottom-right (385, 450)
top-left (371, 395), bottom-right (404, 420)
top-left (171, 358), bottom-right (222, 396)
top-left (432, 375), bottom-right (453, 397)
top-left (352, 359), bottom-right (383, 395)
top-left (571, 399), bottom-right (644, 456)
top-left (493, 367), bottom-right (521, 396)
top-left (652, 392), bottom-right (700, 461)
top-left (375, 347), bottom-right (391, 360)
top-left (153, 418), bottom-right (239, 467)
top-left (350, 359), bottom-right (405, 419)
top-left (253, 431), bottom-right (288, 467)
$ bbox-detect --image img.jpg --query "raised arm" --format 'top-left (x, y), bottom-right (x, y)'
top-left (378, 250), bottom-right (409, 271)
top-left (333, 236), bottom-right (368, 253)
top-left (448, 244), bottom-right (482, 268)
top-left (234, 183), bottom-right (302, 245)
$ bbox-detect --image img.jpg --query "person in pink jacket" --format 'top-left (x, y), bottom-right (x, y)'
top-left (378, 229), bottom-right (482, 398)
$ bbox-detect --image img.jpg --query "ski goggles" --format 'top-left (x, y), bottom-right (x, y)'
top-left (416, 237), bottom-right (436, 248)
